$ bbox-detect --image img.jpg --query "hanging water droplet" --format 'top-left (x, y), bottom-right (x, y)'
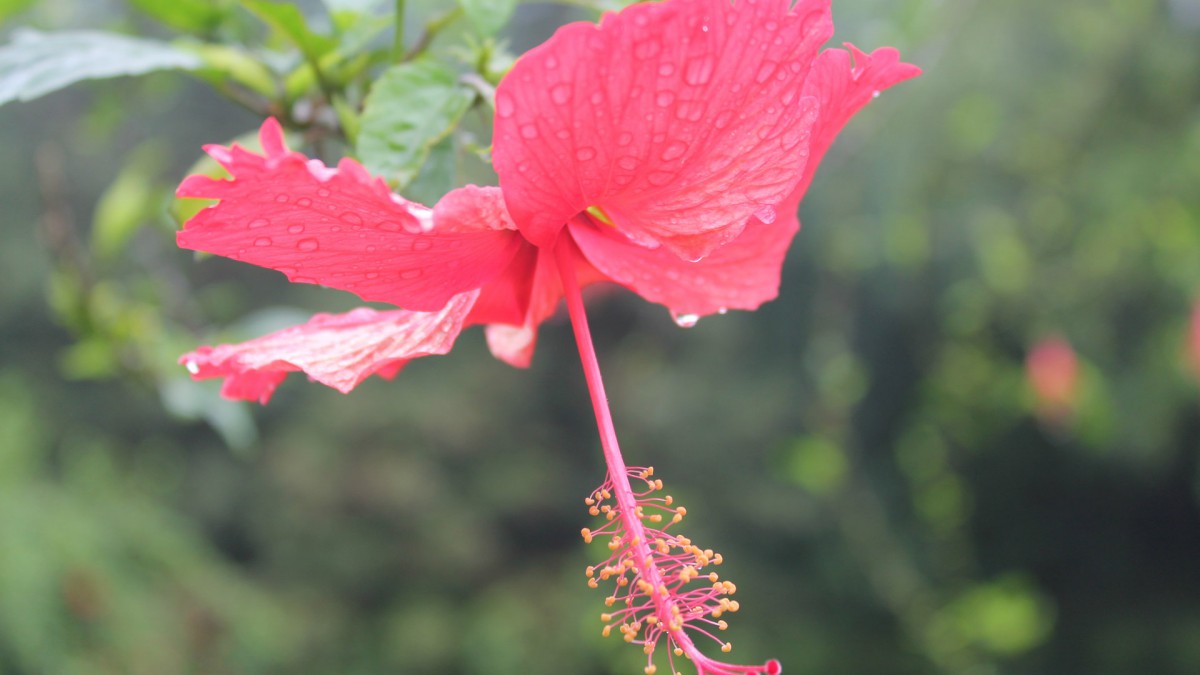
top-left (672, 313), bottom-right (700, 328)
top-left (185, 360), bottom-right (200, 375)
top-left (288, 224), bottom-right (305, 234)
top-left (296, 238), bottom-right (319, 252)
top-left (400, 269), bottom-right (422, 280)
top-left (254, 237), bottom-right (273, 247)
top-left (872, 90), bottom-right (881, 99)
top-left (248, 218), bottom-right (270, 229)
top-left (551, 84), bottom-right (572, 105)
top-left (717, 308), bottom-right (728, 315)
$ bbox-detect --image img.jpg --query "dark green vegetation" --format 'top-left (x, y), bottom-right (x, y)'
top-left (1, 0), bottom-right (1198, 673)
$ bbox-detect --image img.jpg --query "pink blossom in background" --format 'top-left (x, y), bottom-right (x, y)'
top-left (1026, 336), bottom-right (1080, 423)
top-left (175, 0), bottom-right (919, 671)
top-left (1188, 300), bottom-right (1200, 380)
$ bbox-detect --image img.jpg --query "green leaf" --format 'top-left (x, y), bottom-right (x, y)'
top-left (243, 0), bottom-right (338, 63)
top-left (0, 0), bottom-right (35, 25)
top-left (358, 58), bottom-right (474, 187)
top-left (128, 0), bottom-right (231, 34)
top-left (92, 142), bottom-right (167, 263)
top-left (0, 30), bottom-right (203, 107)
top-left (459, 0), bottom-right (517, 36)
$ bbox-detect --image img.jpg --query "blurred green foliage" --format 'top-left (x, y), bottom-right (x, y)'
top-left (1, 0), bottom-right (1199, 674)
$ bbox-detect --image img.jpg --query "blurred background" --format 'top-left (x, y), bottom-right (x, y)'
top-left (2, 0), bottom-right (1199, 673)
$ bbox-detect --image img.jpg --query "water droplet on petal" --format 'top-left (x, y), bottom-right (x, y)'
top-left (296, 198), bottom-right (312, 207)
top-left (660, 141), bottom-right (689, 161)
top-left (496, 93), bottom-right (515, 118)
top-left (684, 56), bottom-right (715, 85)
top-left (340, 212), bottom-right (363, 225)
top-left (658, 63), bottom-right (676, 77)
top-left (655, 91), bottom-right (676, 108)
top-left (617, 156), bottom-right (639, 171)
top-left (647, 171), bottom-right (674, 186)
top-left (185, 360), bottom-right (200, 375)
top-left (317, 188), bottom-right (331, 197)
top-left (518, 161), bottom-right (531, 173)
top-left (365, 271), bottom-right (379, 279)
top-left (634, 40), bottom-right (661, 59)
top-left (551, 84), bottom-right (572, 105)
top-left (275, 194), bottom-right (289, 203)
top-left (412, 238), bottom-right (432, 252)
top-left (545, 56), bottom-right (558, 69)
top-left (520, 124), bottom-right (539, 139)
top-left (717, 308), bottom-right (728, 315)
top-left (755, 61), bottom-right (778, 84)
top-left (714, 110), bottom-right (734, 129)
top-left (400, 269), bottom-right (422, 280)
top-left (672, 313), bottom-right (700, 328)
top-left (576, 147), bottom-right (597, 161)
top-left (288, 224), bottom-right (306, 234)
top-left (617, 132), bottom-right (634, 146)
top-left (254, 237), bottom-right (273, 247)
top-left (872, 90), bottom-right (881, 99)
top-left (248, 218), bottom-right (270, 229)
top-left (378, 221), bottom-right (402, 232)
top-left (297, 238), bottom-right (319, 252)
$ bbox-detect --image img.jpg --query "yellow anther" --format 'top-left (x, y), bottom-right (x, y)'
top-left (646, 467), bottom-right (655, 476)
top-left (601, 613), bottom-right (613, 622)
top-left (588, 578), bottom-right (599, 588)
top-left (589, 507), bottom-right (600, 516)
top-left (643, 644), bottom-right (654, 655)
top-left (676, 507), bottom-right (687, 517)
top-left (602, 625), bottom-right (612, 637)
top-left (723, 581), bottom-right (737, 594)
top-left (585, 497), bottom-right (595, 505)
top-left (644, 665), bottom-right (657, 674)
top-left (708, 572), bottom-right (719, 582)
top-left (582, 528), bottom-right (593, 543)
top-left (607, 510), bottom-right (617, 521)
top-left (605, 597), bottom-right (616, 607)
top-left (664, 495), bottom-right (673, 505)
top-left (649, 514), bottom-right (663, 523)
top-left (646, 616), bottom-right (658, 625)
top-left (728, 600), bottom-right (740, 612)
top-left (718, 620), bottom-right (728, 631)
top-left (654, 479), bottom-right (663, 490)
top-left (586, 566), bottom-right (595, 577)
top-left (658, 584), bottom-right (669, 597)
top-left (722, 642), bottom-right (732, 653)
top-left (713, 553), bottom-right (723, 565)
top-left (674, 648), bottom-right (684, 657)
top-left (618, 577), bottom-right (629, 587)
top-left (609, 537), bottom-right (622, 550)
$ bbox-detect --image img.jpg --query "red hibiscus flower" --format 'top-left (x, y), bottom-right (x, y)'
top-left (177, 1), bottom-right (918, 672)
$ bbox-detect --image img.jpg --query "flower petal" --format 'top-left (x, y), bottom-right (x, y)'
top-left (177, 119), bottom-right (520, 312)
top-left (569, 205), bottom-right (799, 320)
top-left (791, 44), bottom-right (922, 203)
top-left (181, 291), bottom-right (479, 403)
top-left (494, 0), bottom-right (833, 261)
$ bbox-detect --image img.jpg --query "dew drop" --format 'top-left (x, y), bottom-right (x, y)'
top-left (340, 212), bottom-right (363, 225)
top-left (296, 197), bottom-right (312, 207)
top-left (684, 56), bottom-right (715, 85)
top-left (520, 124), bottom-right (539, 139)
top-left (400, 269), bottom-right (423, 280)
top-left (545, 56), bottom-right (558, 69)
top-left (318, 188), bottom-right (331, 197)
top-left (556, 129), bottom-right (571, 140)
top-left (518, 160), bottom-right (532, 173)
top-left (365, 271), bottom-right (379, 279)
top-left (872, 90), bottom-right (881, 99)
top-left (618, 132), bottom-right (634, 146)
top-left (253, 237), bottom-right (273, 247)
top-left (617, 156), bottom-right (639, 171)
top-left (672, 313), bottom-right (700, 328)
top-left (366, 245), bottom-right (377, 252)
top-left (755, 61), bottom-right (778, 84)
top-left (714, 110), bottom-right (734, 129)
top-left (551, 83), bottom-right (572, 105)
top-left (185, 360), bottom-right (200, 375)
top-left (575, 147), bottom-right (597, 161)
top-left (296, 238), bottom-right (319, 252)
top-left (655, 91), bottom-right (676, 108)
top-left (287, 224), bottom-right (305, 234)
top-left (412, 238), bottom-right (433, 252)
top-left (496, 93), bottom-right (515, 118)
top-left (274, 194), bottom-right (289, 203)
top-left (660, 141), bottom-right (689, 161)
top-left (717, 307), bottom-right (728, 315)
top-left (658, 63), bottom-right (676, 77)
top-left (248, 218), bottom-right (270, 229)
top-left (378, 221), bottom-right (402, 232)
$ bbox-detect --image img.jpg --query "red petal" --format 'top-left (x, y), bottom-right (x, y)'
top-left (485, 237), bottom-right (607, 368)
top-left (569, 206), bottom-right (799, 321)
top-left (180, 291), bottom-right (479, 403)
top-left (494, 0), bottom-right (832, 261)
top-left (177, 119), bottom-right (521, 312)
top-left (791, 44), bottom-right (922, 203)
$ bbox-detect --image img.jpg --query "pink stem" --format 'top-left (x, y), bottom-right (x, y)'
top-left (552, 236), bottom-right (707, 663)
